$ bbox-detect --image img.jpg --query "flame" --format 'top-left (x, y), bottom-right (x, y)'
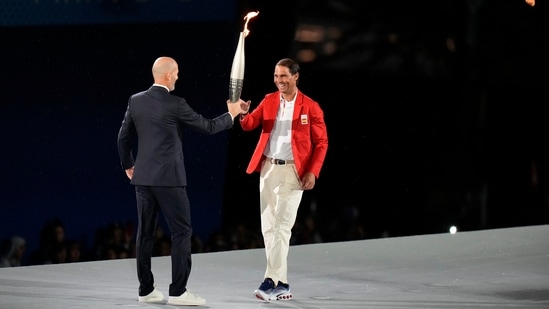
top-left (243, 11), bottom-right (259, 37)
top-left (525, 0), bottom-right (535, 6)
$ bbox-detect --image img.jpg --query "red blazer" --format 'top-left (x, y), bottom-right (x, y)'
top-left (240, 90), bottom-right (328, 179)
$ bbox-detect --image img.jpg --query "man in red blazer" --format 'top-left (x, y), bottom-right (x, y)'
top-left (239, 58), bottom-right (328, 302)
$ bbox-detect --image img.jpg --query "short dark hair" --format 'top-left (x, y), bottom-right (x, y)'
top-left (276, 58), bottom-right (300, 75)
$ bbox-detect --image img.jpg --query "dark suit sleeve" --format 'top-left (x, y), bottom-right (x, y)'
top-left (176, 98), bottom-right (234, 134)
top-left (117, 100), bottom-right (136, 170)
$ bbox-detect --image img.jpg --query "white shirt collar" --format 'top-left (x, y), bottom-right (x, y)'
top-left (280, 90), bottom-right (297, 103)
top-left (152, 84), bottom-right (170, 92)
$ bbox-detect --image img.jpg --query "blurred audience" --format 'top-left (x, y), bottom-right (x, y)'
top-left (8, 209), bottom-right (365, 266)
top-left (0, 236), bottom-right (27, 267)
top-left (29, 218), bottom-right (66, 265)
top-left (65, 239), bottom-right (82, 263)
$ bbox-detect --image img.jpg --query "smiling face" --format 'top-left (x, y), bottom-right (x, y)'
top-left (274, 64), bottom-right (298, 99)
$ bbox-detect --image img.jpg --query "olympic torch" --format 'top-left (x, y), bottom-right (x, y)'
top-left (229, 11), bottom-right (259, 103)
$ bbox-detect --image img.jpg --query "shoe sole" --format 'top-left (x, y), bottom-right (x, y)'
top-left (167, 295), bottom-right (205, 306)
top-left (138, 295), bottom-right (164, 303)
top-left (138, 299), bottom-right (164, 303)
top-left (167, 301), bottom-right (205, 306)
top-left (254, 290), bottom-right (271, 302)
top-left (271, 291), bottom-right (293, 301)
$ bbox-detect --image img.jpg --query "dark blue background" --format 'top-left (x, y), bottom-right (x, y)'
top-left (1, 19), bottom-right (241, 255)
top-left (1, 0), bottom-right (548, 262)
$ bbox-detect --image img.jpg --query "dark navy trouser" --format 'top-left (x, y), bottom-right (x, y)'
top-left (135, 185), bottom-right (192, 297)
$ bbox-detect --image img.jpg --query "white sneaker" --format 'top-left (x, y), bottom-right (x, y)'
top-left (138, 288), bottom-right (164, 303)
top-left (167, 290), bottom-right (206, 306)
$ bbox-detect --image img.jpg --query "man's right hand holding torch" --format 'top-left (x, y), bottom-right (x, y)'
top-left (226, 98), bottom-right (248, 119)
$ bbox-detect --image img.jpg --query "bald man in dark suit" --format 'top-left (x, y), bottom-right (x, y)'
top-left (117, 56), bottom-right (244, 306)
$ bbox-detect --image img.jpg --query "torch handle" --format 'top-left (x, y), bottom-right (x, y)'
top-left (229, 78), bottom-right (244, 103)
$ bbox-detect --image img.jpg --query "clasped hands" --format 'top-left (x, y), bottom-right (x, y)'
top-left (226, 99), bottom-right (251, 118)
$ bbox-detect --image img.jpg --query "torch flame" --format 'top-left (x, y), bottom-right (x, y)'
top-left (243, 11), bottom-right (259, 37)
top-left (525, 0), bottom-right (535, 6)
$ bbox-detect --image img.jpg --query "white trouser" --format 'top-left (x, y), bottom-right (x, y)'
top-left (259, 160), bottom-right (303, 284)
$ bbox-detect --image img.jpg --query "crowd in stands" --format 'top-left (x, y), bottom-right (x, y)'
top-left (0, 204), bottom-right (365, 268)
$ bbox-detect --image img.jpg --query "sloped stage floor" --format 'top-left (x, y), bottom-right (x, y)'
top-left (1, 225), bottom-right (548, 309)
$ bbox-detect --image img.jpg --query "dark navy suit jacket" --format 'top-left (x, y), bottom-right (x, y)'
top-left (117, 85), bottom-right (233, 187)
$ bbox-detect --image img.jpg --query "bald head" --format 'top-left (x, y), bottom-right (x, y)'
top-left (152, 56), bottom-right (179, 91)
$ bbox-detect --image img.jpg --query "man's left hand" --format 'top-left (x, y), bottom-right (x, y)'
top-left (301, 172), bottom-right (316, 190)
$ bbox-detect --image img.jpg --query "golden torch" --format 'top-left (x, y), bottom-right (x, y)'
top-left (229, 11), bottom-right (259, 103)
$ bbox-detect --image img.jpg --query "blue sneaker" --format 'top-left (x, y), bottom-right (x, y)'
top-left (270, 281), bottom-right (292, 301)
top-left (254, 278), bottom-right (275, 302)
